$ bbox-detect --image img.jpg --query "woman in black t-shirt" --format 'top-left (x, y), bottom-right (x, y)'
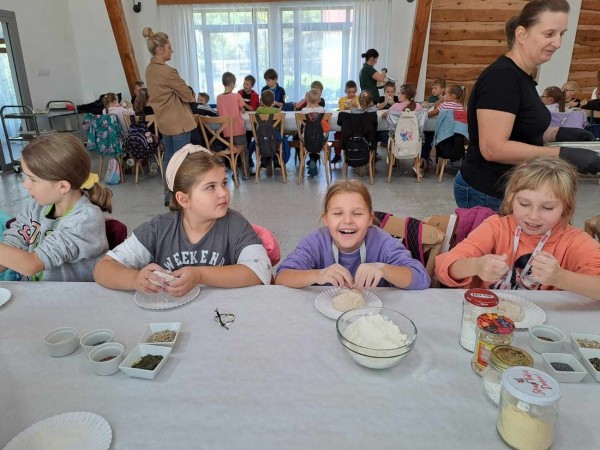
top-left (454, 0), bottom-right (599, 210)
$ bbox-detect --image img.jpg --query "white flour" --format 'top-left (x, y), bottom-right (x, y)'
top-left (345, 314), bottom-right (408, 349)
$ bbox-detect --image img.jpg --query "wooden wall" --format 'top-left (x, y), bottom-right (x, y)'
top-left (425, 0), bottom-right (525, 100)
top-left (567, 0), bottom-right (600, 96)
top-left (425, 0), bottom-right (599, 100)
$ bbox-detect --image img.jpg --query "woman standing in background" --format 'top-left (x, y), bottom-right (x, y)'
top-left (143, 27), bottom-right (196, 206)
top-left (359, 49), bottom-right (387, 103)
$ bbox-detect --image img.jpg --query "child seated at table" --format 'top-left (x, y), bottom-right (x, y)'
top-left (333, 81), bottom-right (361, 164)
top-left (275, 179), bottom-right (430, 289)
top-left (238, 75), bottom-right (260, 111)
top-left (1, 134), bottom-right (112, 281)
top-left (94, 145), bottom-right (271, 296)
top-left (541, 86), bottom-right (565, 112)
top-left (295, 80), bottom-right (326, 110)
top-left (301, 89), bottom-right (330, 176)
top-left (435, 157), bottom-right (600, 301)
top-left (261, 68), bottom-right (286, 109)
top-left (386, 84), bottom-right (423, 117)
top-left (193, 92), bottom-right (219, 117)
top-left (428, 78), bottom-right (446, 107)
top-left (103, 92), bottom-right (133, 132)
top-left (256, 90), bottom-right (281, 115)
top-left (376, 81), bottom-right (399, 110)
top-left (428, 85), bottom-right (465, 118)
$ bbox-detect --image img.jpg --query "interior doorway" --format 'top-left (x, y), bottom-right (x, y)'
top-left (0, 10), bottom-right (32, 172)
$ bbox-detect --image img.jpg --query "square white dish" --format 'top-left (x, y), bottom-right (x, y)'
top-left (119, 344), bottom-right (171, 380)
top-left (138, 322), bottom-right (181, 348)
top-left (569, 333), bottom-right (600, 353)
top-left (541, 353), bottom-right (587, 383)
top-left (577, 348), bottom-right (600, 383)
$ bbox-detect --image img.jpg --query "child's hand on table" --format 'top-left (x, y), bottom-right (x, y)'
top-left (135, 263), bottom-right (168, 293)
top-left (318, 264), bottom-right (353, 287)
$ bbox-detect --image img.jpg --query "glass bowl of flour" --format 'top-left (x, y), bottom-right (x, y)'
top-left (336, 307), bottom-right (417, 369)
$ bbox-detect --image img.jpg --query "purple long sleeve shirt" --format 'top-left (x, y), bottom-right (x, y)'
top-left (277, 226), bottom-right (430, 289)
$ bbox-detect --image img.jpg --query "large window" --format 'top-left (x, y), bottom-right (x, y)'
top-left (193, 3), bottom-right (354, 108)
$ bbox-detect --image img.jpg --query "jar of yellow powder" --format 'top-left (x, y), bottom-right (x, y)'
top-left (497, 366), bottom-right (561, 450)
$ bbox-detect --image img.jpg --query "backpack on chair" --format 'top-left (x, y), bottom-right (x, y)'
top-left (303, 113), bottom-right (326, 154)
top-left (255, 114), bottom-right (278, 159)
top-left (344, 113), bottom-right (371, 168)
top-left (124, 115), bottom-right (157, 160)
top-left (391, 109), bottom-right (422, 159)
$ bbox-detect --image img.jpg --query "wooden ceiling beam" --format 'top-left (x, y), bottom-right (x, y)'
top-left (405, 0), bottom-right (433, 87)
top-left (104, 0), bottom-right (141, 97)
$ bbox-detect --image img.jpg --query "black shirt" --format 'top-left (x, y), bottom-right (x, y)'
top-left (461, 56), bottom-right (551, 199)
top-left (376, 95), bottom-right (400, 108)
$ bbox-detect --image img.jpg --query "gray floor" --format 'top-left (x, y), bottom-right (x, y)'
top-left (1, 152), bottom-right (599, 261)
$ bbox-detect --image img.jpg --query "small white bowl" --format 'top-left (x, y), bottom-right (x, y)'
top-left (80, 329), bottom-right (114, 350)
top-left (542, 353), bottom-right (587, 383)
top-left (119, 344), bottom-right (171, 380)
top-left (569, 333), bottom-right (600, 353)
top-left (578, 348), bottom-right (600, 383)
top-left (529, 324), bottom-right (566, 354)
top-left (88, 342), bottom-right (125, 376)
top-left (44, 327), bottom-right (79, 357)
top-left (138, 322), bottom-right (181, 348)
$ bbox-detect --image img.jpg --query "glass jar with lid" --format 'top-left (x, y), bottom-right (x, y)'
top-left (472, 313), bottom-right (515, 375)
top-left (497, 366), bottom-right (561, 450)
top-left (482, 345), bottom-right (533, 406)
top-left (459, 288), bottom-right (499, 352)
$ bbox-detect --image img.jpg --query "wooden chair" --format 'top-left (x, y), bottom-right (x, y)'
top-left (338, 112), bottom-right (378, 185)
top-left (585, 215), bottom-right (600, 242)
top-left (382, 215), bottom-right (445, 282)
top-left (294, 113), bottom-right (332, 185)
top-left (249, 113), bottom-right (287, 183)
top-left (122, 114), bottom-right (163, 183)
top-left (423, 214), bottom-right (458, 287)
top-left (385, 109), bottom-right (426, 183)
top-left (197, 115), bottom-right (248, 188)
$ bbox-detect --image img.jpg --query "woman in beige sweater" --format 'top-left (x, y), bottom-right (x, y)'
top-left (143, 27), bottom-right (196, 205)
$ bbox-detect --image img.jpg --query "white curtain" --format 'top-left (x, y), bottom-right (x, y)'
top-left (350, 0), bottom-right (392, 81)
top-left (159, 5), bottom-right (200, 93)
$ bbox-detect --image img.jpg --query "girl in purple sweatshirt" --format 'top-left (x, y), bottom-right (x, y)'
top-left (275, 180), bottom-right (430, 289)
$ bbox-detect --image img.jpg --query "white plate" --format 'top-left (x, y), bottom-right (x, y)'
top-left (315, 288), bottom-right (382, 320)
top-left (4, 411), bottom-right (111, 450)
top-left (495, 293), bottom-right (546, 329)
top-left (134, 285), bottom-right (201, 310)
top-left (0, 287), bottom-right (11, 307)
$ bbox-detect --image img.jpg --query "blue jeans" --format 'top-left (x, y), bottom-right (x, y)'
top-left (453, 170), bottom-right (502, 211)
top-left (162, 131), bottom-right (191, 203)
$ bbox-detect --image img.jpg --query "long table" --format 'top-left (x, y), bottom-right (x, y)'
top-left (243, 111), bottom-right (389, 133)
top-left (1, 282), bottom-right (599, 449)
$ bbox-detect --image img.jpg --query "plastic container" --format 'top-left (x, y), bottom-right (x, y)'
top-left (472, 313), bottom-right (515, 375)
top-left (482, 345), bottom-right (533, 406)
top-left (459, 289), bottom-right (499, 352)
top-left (497, 366), bottom-right (561, 450)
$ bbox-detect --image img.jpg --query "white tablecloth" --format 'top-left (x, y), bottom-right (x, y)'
top-left (1, 282), bottom-right (599, 449)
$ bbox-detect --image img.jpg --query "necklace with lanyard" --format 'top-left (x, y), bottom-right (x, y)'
top-left (331, 241), bottom-right (366, 265)
top-left (498, 226), bottom-right (551, 290)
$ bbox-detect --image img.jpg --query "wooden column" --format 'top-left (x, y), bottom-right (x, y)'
top-left (104, 0), bottom-right (141, 96)
top-left (405, 0), bottom-right (433, 87)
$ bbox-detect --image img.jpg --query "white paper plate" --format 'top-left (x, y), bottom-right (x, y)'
top-left (315, 288), bottom-right (382, 320)
top-left (0, 287), bottom-right (11, 307)
top-left (134, 285), bottom-right (201, 310)
top-left (496, 293), bottom-right (546, 329)
top-left (4, 411), bottom-right (111, 450)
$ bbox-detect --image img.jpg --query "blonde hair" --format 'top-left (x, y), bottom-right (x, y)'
top-left (169, 152), bottom-right (227, 211)
top-left (322, 180), bottom-right (373, 215)
top-left (306, 88), bottom-right (321, 106)
top-left (499, 157), bottom-right (578, 224)
top-left (22, 134), bottom-right (113, 213)
top-left (142, 27), bottom-right (169, 55)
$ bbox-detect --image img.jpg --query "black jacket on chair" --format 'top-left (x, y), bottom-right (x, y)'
top-left (337, 111), bottom-right (378, 150)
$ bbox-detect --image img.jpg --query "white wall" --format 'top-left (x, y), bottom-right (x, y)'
top-left (1, 0), bottom-right (82, 108)
top-left (3, 0), bottom-right (579, 107)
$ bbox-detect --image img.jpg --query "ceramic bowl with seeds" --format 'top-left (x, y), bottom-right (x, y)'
top-left (138, 322), bottom-right (181, 348)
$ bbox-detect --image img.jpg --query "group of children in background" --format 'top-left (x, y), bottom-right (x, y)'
top-left (1, 134), bottom-right (599, 301)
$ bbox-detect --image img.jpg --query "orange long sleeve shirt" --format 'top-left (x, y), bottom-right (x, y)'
top-left (435, 215), bottom-right (600, 290)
